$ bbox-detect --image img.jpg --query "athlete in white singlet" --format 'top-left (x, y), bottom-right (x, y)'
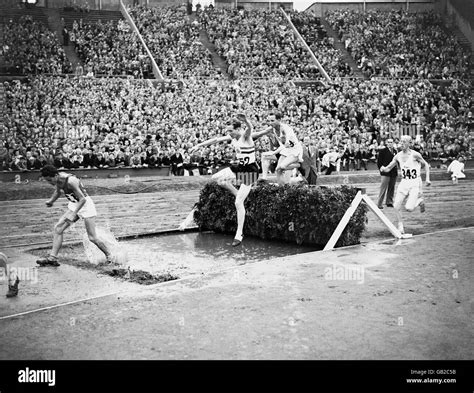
top-left (229, 133), bottom-right (259, 174)
top-left (261, 112), bottom-right (304, 185)
top-left (381, 135), bottom-right (431, 234)
top-left (260, 130), bottom-right (282, 179)
top-left (187, 113), bottom-right (271, 246)
top-left (37, 165), bottom-right (115, 266)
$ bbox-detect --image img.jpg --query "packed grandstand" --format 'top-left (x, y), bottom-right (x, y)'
top-left (0, 2), bottom-right (472, 175)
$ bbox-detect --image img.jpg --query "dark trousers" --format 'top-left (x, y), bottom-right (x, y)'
top-left (324, 164), bottom-right (336, 175)
top-left (377, 175), bottom-right (396, 207)
top-left (306, 168), bottom-right (318, 185)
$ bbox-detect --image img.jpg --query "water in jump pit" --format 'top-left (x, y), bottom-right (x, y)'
top-left (119, 232), bottom-right (321, 278)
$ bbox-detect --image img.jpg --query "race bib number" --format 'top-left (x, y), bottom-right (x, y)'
top-left (239, 157), bottom-right (250, 166)
top-left (402, 168), bottom-right (418, 180)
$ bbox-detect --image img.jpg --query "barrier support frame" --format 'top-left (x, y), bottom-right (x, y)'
top-left (323, 188), bottom-right (404, 251)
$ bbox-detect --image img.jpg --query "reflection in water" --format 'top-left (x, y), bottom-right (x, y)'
top-left (119, 232), bottom-right (321, 276)
top-left (193, 232), bottom-right (321, 261)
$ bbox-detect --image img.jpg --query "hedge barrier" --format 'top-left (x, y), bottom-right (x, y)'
top-left (193, 181), bottom-right (368, 248)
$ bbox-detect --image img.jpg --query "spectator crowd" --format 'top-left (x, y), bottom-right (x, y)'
top-left (3, 16), bottom-right (72, 75)
top-left (290, 11), bottom-right (353, 78)
top-left (1, 7), bottom-right (472, 175)
top-left (1, 76), bottom-right (472, 173)
top-left (200, 8), bottom-right (321, 79)
top-left (3, 7), bottom-right (472, 84)
top-left (326, 9), bottom-right (472, 79)
top-left (128, 4), bottom-right (222, 79)
top-left (71, 18), bottom-right (153, 78)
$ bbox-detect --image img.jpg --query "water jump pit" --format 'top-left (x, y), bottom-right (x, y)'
top-left (28, 230), bottom-right (321, 285)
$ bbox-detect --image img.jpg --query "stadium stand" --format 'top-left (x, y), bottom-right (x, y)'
top-left (59, 9), bottom-right (123, 30)
top-left (200, 8), bottom-right (321, 79)
top-left (3, 14), bottom-right (72, 75)
top-left (1, 75), bottom-right (472, 173)
top-left (289, 10), bottom-right (354, 78)
top-left (325, 9), bottom-right (472, 79)
top-left (0, 5), bottom-right (472, 176)
top-left (71, 19), bottom-right (153, 78)
top-left (128, 4), bottom-right (223, 79)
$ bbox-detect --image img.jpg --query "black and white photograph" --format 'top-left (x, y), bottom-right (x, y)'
top-left (0, 0), bottom-right (472, 391)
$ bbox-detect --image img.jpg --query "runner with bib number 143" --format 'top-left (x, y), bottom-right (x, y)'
top-left (381, 135), bottom-right (431, 235)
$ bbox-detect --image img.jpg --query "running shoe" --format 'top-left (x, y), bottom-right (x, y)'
top-left (419, 200), bottom-right (425, 213)
top-left (97, 255), bottom-right (119, 268)
top-left (232, 238), bottom-right (242, 247)
top-left (6, 277), bottom-right (19, 298)
top-left (105, 254), bottom-right (116, 264)
top-left (36, 255), bottom-right (60, 267)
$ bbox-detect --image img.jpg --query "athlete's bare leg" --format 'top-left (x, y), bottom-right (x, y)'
top-left (217, 178), bottom-right (238, 197)
top-left (0, 254), bottom-right (16, 287)
top-left (180, 169), bottom-right (238, 231)
top-left (50, 214), bottom-right (72, 257)
top-left (84, 217), bottom-right (112, 259)
top-left (0, 253), bottom-right (18, 297)
top-left (393, 192), bottom-right (406, 233)
top-left (234, 184), bottom-right (252, 244)
top-left (276, 155), bottom-right (300, 185)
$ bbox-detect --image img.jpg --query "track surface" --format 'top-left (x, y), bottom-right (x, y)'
top-left (1, 178), bottom-right (473, 248)
top-left (0, 177), bottom-right (472, 360)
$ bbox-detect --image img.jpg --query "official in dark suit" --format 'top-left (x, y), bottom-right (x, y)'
top-left (377, 139), bottom-right (398, 209)
top-left (301, 137), bottom-right (318, 185)
top-left (170, 149), bottom-right (184, 176)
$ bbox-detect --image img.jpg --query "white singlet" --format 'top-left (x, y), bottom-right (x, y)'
top-left (212, 134), bottom-right (259, 186)
top-left (397, 151), bottom-right (422, 196)
top-left (399, 151), bottom-right (421, 183)
top-left (279, 123), bottom-right (303, 159)
top-left (231, 135), bottom-right (256, 166)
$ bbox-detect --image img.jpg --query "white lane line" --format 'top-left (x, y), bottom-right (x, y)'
top-left (0, 291), bottom-right (121, 321)
top-left (412, 225), bottom-right (474, 237)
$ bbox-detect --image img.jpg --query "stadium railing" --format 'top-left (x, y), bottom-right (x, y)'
top-left (2, 158), bottom-right (473, 183)
top-left (119, 0), bottom-right (164, 81)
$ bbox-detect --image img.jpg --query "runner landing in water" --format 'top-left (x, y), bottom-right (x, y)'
top-left (37, 165), bottom-right (116, 266)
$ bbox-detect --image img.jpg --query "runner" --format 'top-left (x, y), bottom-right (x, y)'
top-left (263, 112), bottom-right (304, 185)
top-left (0, 252), bottom-right (19, 298)
top-left (187, 113), bottom-right (271, 246)
top-left (37, 165), bottom-right (115, 266)
top-left (260, 129), bottom-right (282, 179)
top-left (380, 135), bottom-right (431, 234)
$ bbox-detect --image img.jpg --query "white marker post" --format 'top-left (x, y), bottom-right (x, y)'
top-left (323, 188), bottom-right (408, 251)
